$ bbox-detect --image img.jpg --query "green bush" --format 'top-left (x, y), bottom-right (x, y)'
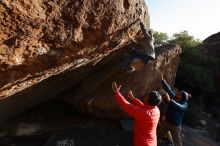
top-left (151, 29), bottom-right (169, 47)
top-left (154, 30), bottom-right (219, 107)
top-left (177, 46), bottom-right (215, 92)
top-left (169, 31), bottom-right (201, 48)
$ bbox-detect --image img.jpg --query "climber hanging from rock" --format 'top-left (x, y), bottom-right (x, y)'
top-left (123, 18), bottom-right (155, 73)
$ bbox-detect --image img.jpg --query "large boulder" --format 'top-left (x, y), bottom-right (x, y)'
top-left (0, 0), bottom-right (149, 121)
top-left (0, 0), bottom-right (149, 96)
top-left (203, 32), bottom-right (220, 90)
top-left (65, 44), bottom-right (182, 118)
top-left (203, 32), bottom-right (220, 57)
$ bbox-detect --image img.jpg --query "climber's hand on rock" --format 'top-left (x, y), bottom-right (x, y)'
top-left (139, 15), bottom-right (144, 21)
top-left (127, 31), bottom-right (132, 39)
top-left (127, 31), bottom-right (137, 43)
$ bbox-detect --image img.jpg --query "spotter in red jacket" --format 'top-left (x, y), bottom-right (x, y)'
top-left (115, 91), bottom-right (160, 146)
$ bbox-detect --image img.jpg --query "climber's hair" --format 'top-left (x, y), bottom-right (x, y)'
top-left (143, 91), bottom-right (162, 106)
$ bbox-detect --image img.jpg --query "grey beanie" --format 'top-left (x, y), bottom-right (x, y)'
top-left (148, 91), bottom-right (162, 106)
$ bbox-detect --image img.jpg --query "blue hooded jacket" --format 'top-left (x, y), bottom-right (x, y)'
top-left (162, 80), bottom-right (188, 126)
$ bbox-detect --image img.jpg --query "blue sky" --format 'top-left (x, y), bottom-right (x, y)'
top-left (145, 0), bottom-right (220, 40)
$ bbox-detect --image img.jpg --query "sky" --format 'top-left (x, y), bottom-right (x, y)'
top-left (145, 0), bottom-right (220, 40)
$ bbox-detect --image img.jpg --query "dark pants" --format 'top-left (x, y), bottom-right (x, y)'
top-left (158, 120), bottom-right (182, 146)
top-left (123, 47), bottom-right (153, 70)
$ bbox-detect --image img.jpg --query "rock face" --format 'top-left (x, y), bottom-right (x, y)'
top-left (0, 0), bottom-right (149, 96)
top-left (203, 32), bottom-right (220, 90)
top-left (182, 126), bottom-right (217, 146)
top-left (65, 44), bottom-right (181, 118)
top-left (203, 32), bottom-right (220, 57)
top-left (0, 0), bottom-right (182, 121)
top-left (0, 0), bottom-right (149, 121)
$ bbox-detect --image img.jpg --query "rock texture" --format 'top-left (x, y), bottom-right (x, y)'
top-left (182, 126), bottom-right (217, 146)
top-left (65, 44), bottom-right (182, 118)
top-left (203, 32), bottom-right (220, 57)
top-left (203, 32), bottom-right (220, 90)
top-left (0, 0), bottom-right (149, 97)
top-left (0, 0), bottom-right (149, 121)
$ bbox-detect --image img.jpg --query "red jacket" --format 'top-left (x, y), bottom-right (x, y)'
top-left (115, 92), bottom-right (160, 146)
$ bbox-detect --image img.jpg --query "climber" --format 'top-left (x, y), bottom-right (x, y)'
top-left (112, 82), bottom-right (162, 146)
top-left (123, 20), bottom-right (155, 73)
top-left (158, 73), bottom-right (191, 146)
